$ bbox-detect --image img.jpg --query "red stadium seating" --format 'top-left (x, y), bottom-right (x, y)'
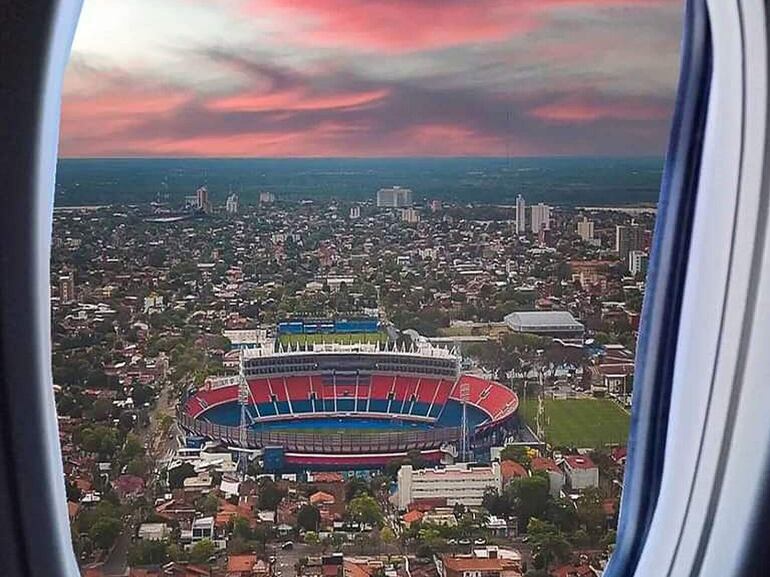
top-left (285, 375), bottom-right (312, 400)
top-left (451, 375), bottom-right (518, 422)
top-left (186, 371), bottom-right (516, 426)
top-left (370, 374), bottom-right (394, 399)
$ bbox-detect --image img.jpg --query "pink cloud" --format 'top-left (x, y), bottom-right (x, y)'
top-left (253, 0), bottom-right (677, 53)
top-left (207, 88), bottom-right (388, 112)
top-left (531, 95), bottom-right (670, 124)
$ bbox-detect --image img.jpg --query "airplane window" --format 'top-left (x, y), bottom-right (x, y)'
top-left (54, 1), bottom-right (683, 575)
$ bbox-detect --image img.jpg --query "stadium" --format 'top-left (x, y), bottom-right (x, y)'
top-left (179, 343), bottom-right (519, 471)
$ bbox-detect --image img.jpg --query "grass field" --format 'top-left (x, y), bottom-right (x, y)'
top-left (521, 398), bottom-right (630, 448)
top-left (278, 331), bottom-right (388, 346)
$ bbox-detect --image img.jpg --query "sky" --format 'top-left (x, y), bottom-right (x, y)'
top-left (60, 0), bottom-right (683, 158)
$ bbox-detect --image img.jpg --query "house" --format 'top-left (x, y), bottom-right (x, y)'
top-left (114, 474), bottom-right (145, 500)
top-left (190, 516), bottom-right (214, 542)
top-left (550, 563), bottom-right (597, 577)
top-left (227, 554), bottom-right (257, 577)
top-left (402, 509), bottom-right (424, 527)
top-left (439, 547), bottom-right (522, 577)
top-left (531, 457), bottom-right (565, 497)
top-left (310, 491), bottom-right (336, 507)
top-left (138, 523), bottom-right (170, 541)
top-left (562, 455), bottom-right (599, 490)
top-left (500, 460), bottom-right (528, 486)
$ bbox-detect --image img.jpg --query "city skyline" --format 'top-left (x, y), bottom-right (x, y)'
top-left (61, 0), bottom-right (682, 158)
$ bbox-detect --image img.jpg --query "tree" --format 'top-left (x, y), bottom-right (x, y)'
top-left (499, 445), bottom-right (531, 467)
top-left (168, 462), bottom-right (196, 489)
top-left (258, 478), bottom-right (286, 510)
top-left (512, 474), bottom-right (550, 530)
top-left (89, 517), bottom-right (122, 550)
top-left (297, 505), bottom-right (321, 532)
top-left (345, 477), bottom-right (371, 501)
top-left (231, 516), bottom-right (253, 541)
top-left (347, 494), bottom-right (384, 528)
top-left (380, 526), bottom-right (396, 546)
top-left (128, 540), bottom-right (169, 566)
top-left (189, 539), bottom-right (216, 564)
top-left (527, 519), bottom-right (571, 570)
top-left (576, 487), bottom-right (605, 539)
top-left (304, 531), bottom-right (320, 545)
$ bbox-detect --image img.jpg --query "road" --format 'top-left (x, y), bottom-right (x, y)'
top-left (102, 380), bottom-right (177, 576)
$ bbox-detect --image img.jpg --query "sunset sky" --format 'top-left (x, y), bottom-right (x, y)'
top-left (60, 0), bottom-right (683, 157)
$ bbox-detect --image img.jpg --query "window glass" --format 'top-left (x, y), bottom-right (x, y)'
top-left (56, 1), bottom-right (681, 574)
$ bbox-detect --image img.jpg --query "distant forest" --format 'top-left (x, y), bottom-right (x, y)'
top-left (55, 157), bottom-right (664, 207)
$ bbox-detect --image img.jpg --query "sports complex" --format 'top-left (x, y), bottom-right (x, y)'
top-left (179, 334), bottom-right (520, 471)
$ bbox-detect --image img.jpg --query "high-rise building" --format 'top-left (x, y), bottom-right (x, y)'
top-left (616, 222), bottom-right (645, 264)
top-left (629, 250), bottom-right (649, 276)
top-left (59, 270), bottom-right (76, 304)
top-left (349, 206), bottom-right (361, 219)
top-left (259, 191), bottom-right (276, 204)
top-left (377, 186), bottom-right (413, 208)
top-left (530, 203), bottom-right (551, 233)
top-left (577, 216), bottom-right (595, 242)
top-left (515, 194), bottom-right (526, 234)
top-left (225, 193), bottom-right (239, 214)
top-left (195, 185), bottom-right (211, 214)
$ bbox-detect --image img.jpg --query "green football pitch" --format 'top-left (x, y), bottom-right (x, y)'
top-left (521, 398), bottom-right (630, 448)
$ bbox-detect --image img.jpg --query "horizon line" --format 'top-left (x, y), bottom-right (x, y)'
top-left (57, 154), bottom-right (666, 161)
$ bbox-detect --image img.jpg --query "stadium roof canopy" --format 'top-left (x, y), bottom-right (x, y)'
top-left (504, 311), bottom-right (584, 333)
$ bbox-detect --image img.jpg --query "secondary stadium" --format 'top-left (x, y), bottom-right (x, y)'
top-left (179, 343), bottom-right (519, 471)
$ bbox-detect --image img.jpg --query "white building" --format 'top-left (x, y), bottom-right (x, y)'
top-left (259, 191), bottom-right (276, 204)
top-left (401, 207), bottom-right (421, 224)
top-left (515, 194), bottom-right (526, 234)
top-left (377, 186), bottom-right (413, 208)
top-left (629, 250), bottom-right (649, 276)
top-left (349, 206), bottom-right (361, 219)
top-left (138, 523), bottom-right (170, 541)
top-left (562, 455), bottom-right (599, 490)
top-left (397, 462), bottom-right (502, 510)
top-left (191, 516), bottom-right (214, 542)
top-left (143, 293), bottom-right (165, 315)
top-left (226, 193), bottom-right (239, 214)
top-left (530, 203), bottom-right (551, 233)
top-left (577, 216), bottom-right (595, 241)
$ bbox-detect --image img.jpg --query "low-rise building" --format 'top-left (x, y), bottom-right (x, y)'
top-left (562, 455), bottom-right (599, 490)
top-left (439, 547), bottom-right (522, 577)
top-left (397, 462), bottom-right (502, 509)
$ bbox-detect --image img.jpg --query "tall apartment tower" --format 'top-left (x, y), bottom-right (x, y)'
top-left (195, 185), bottom-right (211, 214)
top-left (377, 186), bottom-right (413, 208)
top-left (577, 216), bottom-right (595, 241)
top-left (59, 270), bottom-right (76, 304)
top-left (515, 194), bottom-right (526, 234)
top-left (629, 250), bottom-right (649, 276)
top-left (225, 193), bottom-right (239, 214)
top-left (616, 222), bottom-right (645, 264)
top-left (349, 205), bottom-right (361, 219)
top-left (531, 203), bottom-right (551, 233)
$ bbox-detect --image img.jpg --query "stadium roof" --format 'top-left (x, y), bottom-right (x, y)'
top-left (504, 311), bottom-right (584, 332)
top-left (242, 341), bottom-right (458, 360)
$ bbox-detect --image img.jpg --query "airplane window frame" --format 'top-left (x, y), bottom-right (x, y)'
top-left (5, 1), bottom-right (758, 577)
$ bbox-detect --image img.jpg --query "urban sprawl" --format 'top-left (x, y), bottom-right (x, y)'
top-left (53, 185), bottom-right (654, 577)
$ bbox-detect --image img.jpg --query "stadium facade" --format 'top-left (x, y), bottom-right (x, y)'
top-left (179, 343), bottom-right (519, 471)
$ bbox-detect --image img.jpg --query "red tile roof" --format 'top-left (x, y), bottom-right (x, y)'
top-left (228, 554), bottom-right (257, 572)
top-left (531, 457), bottom-right (560, 473)
top-left (501, 460), bottom-right (528, 484)
top-left (564, 455), bottom-right (596, 470)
